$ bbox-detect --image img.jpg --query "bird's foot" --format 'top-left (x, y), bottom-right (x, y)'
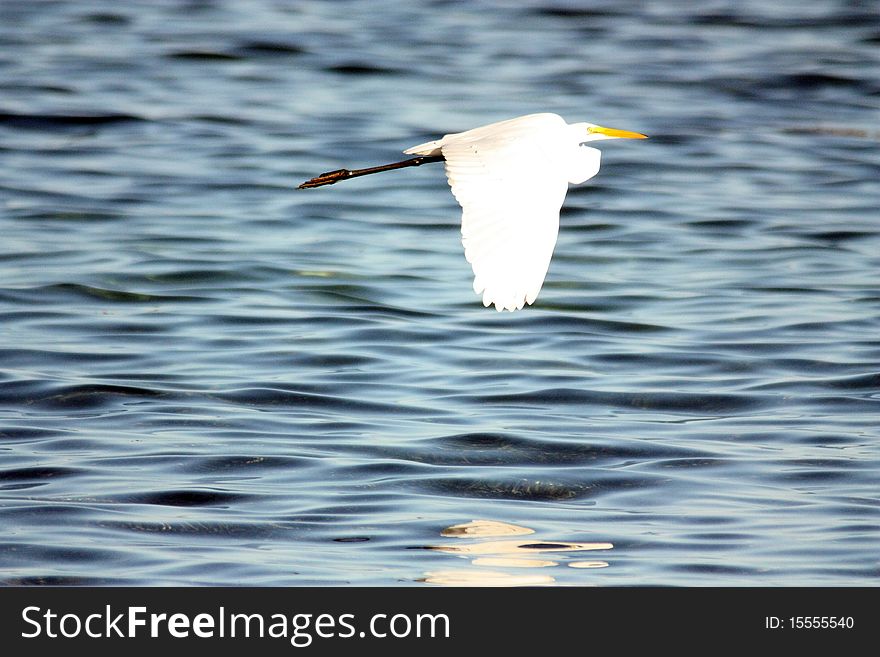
top-left (297, 169), bottom-right (352, 189)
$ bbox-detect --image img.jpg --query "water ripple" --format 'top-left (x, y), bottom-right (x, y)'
top-left (1, 0), bottom-right (878, 587)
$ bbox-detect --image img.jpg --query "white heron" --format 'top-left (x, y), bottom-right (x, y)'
top-left (299, 113), bottom-right (647, 311)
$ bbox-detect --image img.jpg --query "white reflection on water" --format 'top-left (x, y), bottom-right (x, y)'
top-left (440, 519), bottom-right (535, 537)
top-left (421, 570), bottom-right (556, 587)
top-left (421, 520), bottom-right (612, 586)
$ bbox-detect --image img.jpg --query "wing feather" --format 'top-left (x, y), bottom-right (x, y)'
top-left (438, 127), bottom-right (569, 311)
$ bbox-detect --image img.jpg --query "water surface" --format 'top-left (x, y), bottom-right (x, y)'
top-left (1, 0), bottom-right (879, 585)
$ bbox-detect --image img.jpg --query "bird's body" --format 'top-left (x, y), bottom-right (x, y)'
top-left (299, 113), bottom-right (646, 311)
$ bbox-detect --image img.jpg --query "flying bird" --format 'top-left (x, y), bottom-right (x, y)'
top-left (299, 113), bottom-right (647, 311)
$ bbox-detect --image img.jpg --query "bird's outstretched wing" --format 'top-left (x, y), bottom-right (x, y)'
top-left (434, 128), bottom-right (569, 311)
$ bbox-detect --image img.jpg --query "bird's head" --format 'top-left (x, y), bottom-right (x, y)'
top-left (581, 123), bottom-right (648, 143)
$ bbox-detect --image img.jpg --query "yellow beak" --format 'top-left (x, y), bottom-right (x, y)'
top-left (588, 125), bottom-right (648, 139)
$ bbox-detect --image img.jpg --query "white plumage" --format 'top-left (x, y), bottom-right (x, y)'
top-left (404, 113), bottom-right (643, 311)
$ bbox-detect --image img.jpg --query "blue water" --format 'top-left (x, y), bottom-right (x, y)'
top-left (1, 0), bottom-right (879, 586)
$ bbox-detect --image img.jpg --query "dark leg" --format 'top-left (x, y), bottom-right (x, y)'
top-left (298, 155), bottom-right (444, 189)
